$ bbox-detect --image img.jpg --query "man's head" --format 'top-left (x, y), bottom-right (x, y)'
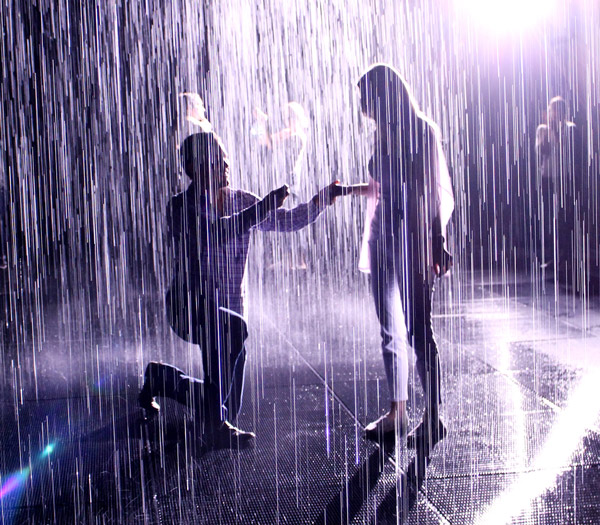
top-left (180, 132), bottom-right (230, 192)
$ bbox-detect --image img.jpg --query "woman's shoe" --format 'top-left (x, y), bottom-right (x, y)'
top-left (406, 418), bottom-right (447, 451)
top-left (203, 421), bottom-right (256, 450)
top-left (365, 414), bottom-right (408, 442)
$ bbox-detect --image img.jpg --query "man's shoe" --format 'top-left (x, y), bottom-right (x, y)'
top-left (204, 421), bottom-right (256, 450)
top-left (138, 384), bottom-right (160, 420)
top-left (406, 418), bottom-right (447, 451)
top-left (365, 414), bottom-right (408, 442)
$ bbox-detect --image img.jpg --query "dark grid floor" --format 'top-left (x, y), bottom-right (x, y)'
top-left (1, 270), bottom-right (599, 524)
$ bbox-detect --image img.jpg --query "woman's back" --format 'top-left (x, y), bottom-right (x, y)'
top-left (368, 118), bottom-right (434, 239)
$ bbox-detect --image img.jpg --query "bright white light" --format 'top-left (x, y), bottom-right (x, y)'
top-left (455, 0), bottom-right (558, 35)
top-left (476, 368), bottom-right (600, 524)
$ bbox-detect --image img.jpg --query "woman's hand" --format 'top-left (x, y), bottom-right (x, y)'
top-left (335, 183), bottom-right (369, 196)
top-left (433, 236), bottom-right (453, 276)
top-left (313, 178), bottom-right (381, 205)
top-left (340, 178), bottom-right (379, 198)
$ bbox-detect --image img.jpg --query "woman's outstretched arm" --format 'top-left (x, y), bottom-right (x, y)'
top-left (337, 176), bottom-right (379, 198)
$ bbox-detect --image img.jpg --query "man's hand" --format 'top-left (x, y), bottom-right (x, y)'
top-left (265, 184), bottom-right (290, 210)
top-left (312, 180), bottom-right (344, 207)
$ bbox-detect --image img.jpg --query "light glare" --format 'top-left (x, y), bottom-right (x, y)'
top-left (455, 0), bottom-right (558, 35)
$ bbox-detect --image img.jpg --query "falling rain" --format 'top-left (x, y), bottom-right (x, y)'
top-left (1, 0), bottom-right (599, 523)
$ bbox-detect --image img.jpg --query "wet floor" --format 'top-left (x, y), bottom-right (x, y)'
top-left (1, 269), bottom-right (599, 524)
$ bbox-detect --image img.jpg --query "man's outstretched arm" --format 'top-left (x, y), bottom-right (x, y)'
top-left (217, 185), bottom-right (290, 237)
top-left (256, 181), bottom-right (342, 232)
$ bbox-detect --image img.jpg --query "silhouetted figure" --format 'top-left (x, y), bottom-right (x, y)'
top-left (535, 121), bottom-right (553, 271)
top-left (347, 64), bottom-right (454, 455)
top-left (251, 101), bottom-right (310, 188)
top-left (251, 101), bottom-right (313, 270)
top-left (178, 92), bottom-right (212, 141)
top-left (270, 102), bottom-right (310, 192)
top-left (535, 96), bottom-right (581, 284)
top-left (139, 131), bottom-right (341, 449)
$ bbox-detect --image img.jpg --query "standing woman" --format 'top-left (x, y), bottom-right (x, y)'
top-left (351, 64), bottom-right (454, 452)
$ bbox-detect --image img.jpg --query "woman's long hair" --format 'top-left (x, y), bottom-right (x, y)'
top-left (357, 63), bottom-right (418, 128)
top-left (357, 64), bottom-right (441, 153)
